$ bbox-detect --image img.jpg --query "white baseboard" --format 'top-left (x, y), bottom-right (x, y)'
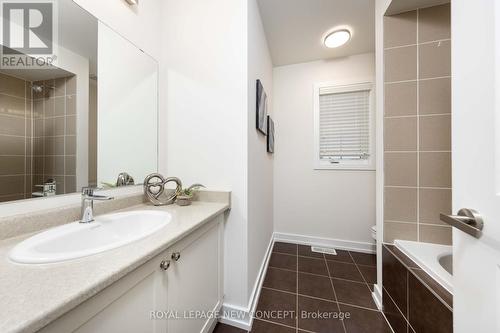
top-left (274, 232), bottom-right (376, 253)
top-left (372, 284), bottom-right (383, 310)
top-left (219, 235), bottom-right (274, 330)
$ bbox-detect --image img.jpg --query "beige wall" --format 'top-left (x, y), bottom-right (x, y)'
top-left (383, 3), bottom-right (452, 245)
top-left (273, 53), bottom-right (376, 245)
top-left (32, 76), bottom-right (77, 195)
top-left (0, 73), bottom-right (31, 202)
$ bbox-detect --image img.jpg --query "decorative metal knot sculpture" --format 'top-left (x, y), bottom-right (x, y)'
top-left (143, 173), bottom-right (182, 206)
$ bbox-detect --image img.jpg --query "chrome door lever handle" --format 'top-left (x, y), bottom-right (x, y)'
top-left (440, 208), bottom-right (484, 238)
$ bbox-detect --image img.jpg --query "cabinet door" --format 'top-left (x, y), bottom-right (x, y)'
top-left (166, 218), bottom-right (222, 333)
top-left (74, 261), bottom-right (169, 333)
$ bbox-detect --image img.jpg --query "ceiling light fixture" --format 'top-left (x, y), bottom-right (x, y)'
top-left (323, 29), bottom-right (351, 48)
top-left (124, 0), bottom-right (139, 5)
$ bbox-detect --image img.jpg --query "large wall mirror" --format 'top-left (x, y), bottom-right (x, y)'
top-left (0, 0), bottom-right (158, 203)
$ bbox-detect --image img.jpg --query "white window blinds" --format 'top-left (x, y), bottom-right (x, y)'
top-left (318, 87), bottom-right (371, 161)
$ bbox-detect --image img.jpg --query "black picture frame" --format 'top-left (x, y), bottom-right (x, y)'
top-left (256, 79), bottom-right (267, 134)
top-left (267, 115), bottom-right (274, 154)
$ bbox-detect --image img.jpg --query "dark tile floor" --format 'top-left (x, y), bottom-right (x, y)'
top-left (214, 242), bottom-right (393, 333)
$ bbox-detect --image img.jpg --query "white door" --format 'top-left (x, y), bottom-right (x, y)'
top-left (452, 0), bottom-right (500, 332)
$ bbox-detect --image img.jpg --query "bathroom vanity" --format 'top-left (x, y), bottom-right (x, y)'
top-left (0, 191), bottom-right (230, 333)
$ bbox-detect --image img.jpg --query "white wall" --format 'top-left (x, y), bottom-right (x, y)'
top-left (247, 0), bottom-right (274, 303)
top-left (72, 0), bottom-right (161, 59)
top-left (161, 0), bottom-right (249, 309)
top-left (273, 53), bottom-right (376, 245)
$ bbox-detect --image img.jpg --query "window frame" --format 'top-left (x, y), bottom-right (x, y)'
top-left (313, 81), bottom-right (375, 171)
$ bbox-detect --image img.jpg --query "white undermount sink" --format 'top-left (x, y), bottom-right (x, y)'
top-left (9, 210), bottom-right (171, 264)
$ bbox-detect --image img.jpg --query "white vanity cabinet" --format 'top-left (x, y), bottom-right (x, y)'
top-left (40, 215), bottom-right (224, 333)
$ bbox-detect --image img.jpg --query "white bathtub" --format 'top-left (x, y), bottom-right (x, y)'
top-left (394, 240), bottom-right (453, 294)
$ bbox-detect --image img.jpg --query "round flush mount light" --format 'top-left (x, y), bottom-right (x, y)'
top-left (324, 29), bottom-right (351, 48)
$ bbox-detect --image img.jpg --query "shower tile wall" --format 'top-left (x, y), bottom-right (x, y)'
top-left (0, 73), bottom-right (31, 202)
top-left (32, 76), bottom-right (77, 195)
top-left (383, 4), bottom-right (452, 245)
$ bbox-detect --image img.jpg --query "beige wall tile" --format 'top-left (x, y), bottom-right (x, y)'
top-left (65, 115), bottom-right (76, 135)
top-left (419, 78), bottom-right (451, 115)
top-left (66, 95), bottom-right (76, 115)
top-left (0, 156), bottom-right (24, 175)
top-left (65, 175), bottom-right (76, 193)
top-left (24, 175), bottom-right (32, 196)
top-left (33, 99), bottom-right (43, 118)
top-left (44, 156), bottom-right (55, 174)
top-left (33, 137), bottom-right (43, 156)
top-left (55, 136), bottom-right (64, 155)
top-left (44, 98), bottom-right (55, 117)
top-left (419, 40), bottom-right (451, 79)
top-left (0, 194), bottom-right (24, 202)
top-left (385, 81), bottom-right (417, 116)
top-left (25, 138), bottom-right (31, 157)
top-left (0, 135), bottom-right (25, 155)
top-left (0, 94), bottom-right (26, 118)
top-left (384, 221), bottom-right (418, 243)
top-left (54, 97), bottom-right (65, 116)
top-left (34, 118), bottom-right (44, 137)
top-left (419, 115), bottom-right (451, 151)
top-left (44, 136), bottom-right (55, 155)
top-left (384, 117), bottom-right (417, 151)
top-left (65, 135), bottom-right (76, 155)
top-left (385, 187), bottom-right (417, 222)
top-left (384, 10), bottom-right (417, 48)
top-left (66, 76), bottom-right (76, 95)
top-left (54, 78), bottom-right (66, 97)
top-left (5, 175), bottom-right (24, 193)
top-left (0, 73), bottom-right (26, 99)
top-left (65, 156), bottom-right (76, 175)
top-left (54, 175), bottom-right (65, 194)
top-left (44, 117), bottom-right (55, 136)
top-left (33, 156), bottom-right (43, 175)
top-left (54, 117), bottom-right (65, 136)
top-left (0, 115), bottom-right (24, 136)
top-left (0, 175), bottom-right (24, 196)
top-left (419, 188), bottom-right (451, 225)
top-left (418, 4), bottom-right (451, 43)
top-left (385, 46), bottom-right (417, 82)
top-left (419, 225), bottom-right (452, 245)
top-left (55, 156), bottom-right (64, 175)
top-left (419, 152), bottom-right (451, 187)
top-left (385, 152), bottom-right (417, 186)
top-left (44, 80), bottom-right (55, 98)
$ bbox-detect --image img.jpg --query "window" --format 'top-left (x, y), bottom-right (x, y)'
top-left (313, 82), bottom-right (374, 170)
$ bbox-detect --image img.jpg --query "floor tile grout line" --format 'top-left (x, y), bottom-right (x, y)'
top-left (253, 318), bottom-right (305, 332)
top-left (268, 264), bottom-right (370, 284)
top-left (382, 285), bottom-right (414, 330)
top-left (347, 251), bottom-right (375, 309)
top-left (323, 250), bottom-right (347, 333)
top-left (337, 301), bottom-right (380, 313)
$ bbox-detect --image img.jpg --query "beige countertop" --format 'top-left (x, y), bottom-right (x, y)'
top-left (0, 199), bottom-right (230, 333)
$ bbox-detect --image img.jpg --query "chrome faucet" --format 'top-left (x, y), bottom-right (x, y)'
top-left (80, 187), bottom-right (114, 223)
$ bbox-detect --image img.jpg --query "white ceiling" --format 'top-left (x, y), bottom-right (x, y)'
top-left (256, 0), bottom-right (375, 66)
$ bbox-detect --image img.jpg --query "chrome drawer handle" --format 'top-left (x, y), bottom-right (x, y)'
top-left (160, 260), bottom-right (171, 271)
